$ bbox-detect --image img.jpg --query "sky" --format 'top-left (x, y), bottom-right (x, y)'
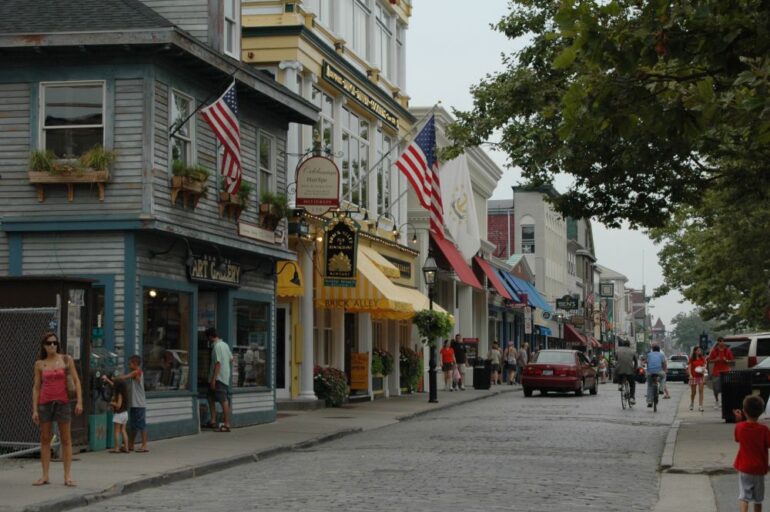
top-left (405, 0), bottom-right (692, 327)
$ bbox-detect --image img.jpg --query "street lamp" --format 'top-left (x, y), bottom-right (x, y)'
top-left (422, 254), bottom-right (438, 404)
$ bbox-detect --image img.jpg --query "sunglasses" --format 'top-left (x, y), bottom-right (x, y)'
top-left (44, 340), bottom-right (59, 346)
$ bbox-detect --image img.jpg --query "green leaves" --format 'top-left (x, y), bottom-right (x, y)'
top-left (553, 46), bottom-right (578, 69)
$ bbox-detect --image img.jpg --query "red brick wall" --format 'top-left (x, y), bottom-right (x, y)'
top-left (488, 213), bottom-right (515, 259)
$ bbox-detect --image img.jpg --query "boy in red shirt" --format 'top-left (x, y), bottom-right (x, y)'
top-left (733, 395), bottom-right (770, 512)
top-left (709, 337), bottom-right (735, 408)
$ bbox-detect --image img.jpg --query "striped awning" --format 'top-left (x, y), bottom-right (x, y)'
top-left (359, 245), bottom-right (400, 279)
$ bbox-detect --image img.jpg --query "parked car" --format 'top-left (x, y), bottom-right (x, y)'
top-left (666, 358), bottom-right (689, 384)
top-left (721, 333), bottom-right (770, 370)
top-left (669, 354), bottom-right (689, 364)
top-left (521, 349), bottom-right (598, 397)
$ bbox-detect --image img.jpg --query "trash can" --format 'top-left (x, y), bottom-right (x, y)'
top-left (721, 371), bottom-right (753, 423)
top-left (473, 358), bottom-right (491, 390)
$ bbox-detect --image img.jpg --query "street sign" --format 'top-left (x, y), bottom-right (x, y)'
top-left (600, 283), bottom-right (614, 297)
top-left (555, 295), bottom-right (579, 310)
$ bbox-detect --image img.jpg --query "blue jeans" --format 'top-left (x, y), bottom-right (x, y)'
top-left (647, 372), bottom-right (664, 403)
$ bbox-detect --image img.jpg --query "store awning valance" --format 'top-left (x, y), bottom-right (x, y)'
top-left (359, 245), bottom-right (400, 279)
top-left (564, 323), bottom-right (587, 346)
top-left (390, 284), bottom-right (447, 315)
top-left (498, 272), bottom-right (553, 313)
top-left (315, 247), bottom-right (413, 319)
top-left (473, 257), bottom-right (512, 300)
top-left (430, 233), bottom-right (482, 290)
top-left (276, 260), bottom-right (303, 297)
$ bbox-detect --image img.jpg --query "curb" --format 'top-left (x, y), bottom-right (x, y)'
top-left (659, 419), bottom-right (680, 470)
top-left (665, 466), bottom-right (736, 476)
top-left (22, 390), bottom-right (510, 512)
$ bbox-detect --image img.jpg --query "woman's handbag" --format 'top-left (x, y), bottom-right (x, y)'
top-left (64, 355), bottom-right (78, 400)
top-left (452, 365), bottom-right (461, 383)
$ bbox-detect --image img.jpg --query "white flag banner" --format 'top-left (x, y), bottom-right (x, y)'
top-left (440, 154), bottom-right (481, 259)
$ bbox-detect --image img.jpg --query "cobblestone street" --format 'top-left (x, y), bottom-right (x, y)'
top-left (74, 383), bottom-right (684, 512)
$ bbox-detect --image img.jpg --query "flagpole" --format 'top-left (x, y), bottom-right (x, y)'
top-left (346, 102), bottom-right (441, 206)
top-left (169, 69), bottom-right (238, 139)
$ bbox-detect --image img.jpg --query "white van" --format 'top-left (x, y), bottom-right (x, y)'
top-left (721, 333), bottom-right (770, 369)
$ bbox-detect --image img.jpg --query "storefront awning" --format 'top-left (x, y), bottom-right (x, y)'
top-left (359, 245), bottom-right (400, 279)
top-left (537, 325), bottom-right (552, 336)
top-left (315, 247), bottom-right (413, 319)
top-left (430, 233), bottom-right (482, 290)
top-left (589, 335), bottom-right (601, 348)
top-left (390, 284), bottom-right (447, 315)
top-left (564, 323), bottom-right (587, 346)
top-left (276, 260), bottom-right (304, 297)
top-left (497, 272), bottom-right (553, 313)
top-left (493, 268), bottom-right (521, 303)
top-left (473, 257), bottom-right (512, 300)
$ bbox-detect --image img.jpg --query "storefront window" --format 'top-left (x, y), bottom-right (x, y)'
top-left (142, 288), bottom-right (192, 392)
top-left (311, 87), bottom-right (334, 154)
top-left (376, 128), bottom-right (393, 214)
top-left (341, 107), bottom-right (369, 208)
top-left (232, 300), bottom-right (270, 388)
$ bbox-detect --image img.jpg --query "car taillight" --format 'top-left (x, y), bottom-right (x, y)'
top-left (749, 356), bottom-right (758, 368)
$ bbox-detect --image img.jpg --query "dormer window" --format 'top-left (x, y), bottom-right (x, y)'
top-left (224, 0), bottom-right (240, 59)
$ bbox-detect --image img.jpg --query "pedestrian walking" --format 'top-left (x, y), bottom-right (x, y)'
top-left (598, 354), bottom-right (608, 383)
top-left (487, 342), bottom-right (503, 386)
top-left (108, 380), bottom-right (129, 453)
top-left (450, 334), bottom-right (467, 390)
top-left (31, 332), bottom-right (83, 487)
top-left (206, 327), bottom-right (233, 432)
top-left (503, 341), bottom-right (518, 385)
top-left (440, 339), bottom-right (456, 391)
top-left (516, 342), bottom-right (529, 384)
top-left (688, 346), bottom-right (707, 412)
top-left (732, 395), bottom-right (770, 512)
top-left (104, 354), bottom-right (149, 452)
top-left (708, 336), bottom-right (735, 408)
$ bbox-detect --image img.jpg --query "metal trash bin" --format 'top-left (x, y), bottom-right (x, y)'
top-left (473, 358), bottom-right (491, 390)
top-left (721, 371), bottom-right (754, 423)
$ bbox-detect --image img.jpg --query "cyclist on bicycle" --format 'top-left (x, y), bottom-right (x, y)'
top-left (646, 343), bottom-right (667, 408)
top-left (615, 339), bottom-right (638, 405)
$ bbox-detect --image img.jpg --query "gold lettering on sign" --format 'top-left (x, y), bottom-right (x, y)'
top-left (322, 62), bottom-right (399, 129)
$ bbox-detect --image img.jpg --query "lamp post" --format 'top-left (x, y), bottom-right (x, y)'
top-left (422, 254), bottom-right (438, 403)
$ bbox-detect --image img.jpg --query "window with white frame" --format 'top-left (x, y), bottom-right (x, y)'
top-left (341, 107), bottom-right (369, 208)
top-left (374, 4), bottom-right (392, 79)
top-left (224, 0), bottom-right (241, 58)
top-left (170, 90), bottom-right (194, 167)
top-left (521, 224), bottom-right (535, 254)
top-left (304, 0), bottom-right (332, 28)
top-left (41, 82), bottom-right (105, 158)
top-left (373, 320), bottom-right (383, 350)
top-left (376, 128), bottom-right (393, 214)
top-left (395, 23), bottom-right (405, 89)
top-left (258, 131), bottom-right (274, 195)
top-left (314, 309), bottom-right (334, 366)
top-left (339, 0), bottom-right (369, 56)
top-left (311, 87), bottom-right (334, 154)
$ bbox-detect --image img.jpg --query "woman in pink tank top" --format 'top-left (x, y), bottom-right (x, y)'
top-left (31, 332), bottom-right (82, 487)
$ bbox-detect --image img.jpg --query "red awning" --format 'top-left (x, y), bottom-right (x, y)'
top-left (472, 256), bottom-right (512, 300)
top-left (589, 336), bottom-right (601, 348)
top-left (430, 233), bottom-right (483, 290)
top-left (564, 324), bottom-right (587, 346)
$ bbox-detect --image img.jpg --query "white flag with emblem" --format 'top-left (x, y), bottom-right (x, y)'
top-left (440, 153), bottom-right (481, 259)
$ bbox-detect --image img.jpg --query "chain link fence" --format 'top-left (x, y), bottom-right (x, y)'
top-left (0, 307), bottom-right (59, 459)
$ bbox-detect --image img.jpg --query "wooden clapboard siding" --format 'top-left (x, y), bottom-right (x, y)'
top-left (0, 232), bottom-right (8, 276)
top-left (139, 0), bottom-right (209, 43)
top-left (146, 396), bottom-right (194, 424)
top-left (21, 233), bottom-right (127, 353)
top-left (231, 392), bottom-right (273, 414)
top-left (0, 83), bottom-right (32, 214)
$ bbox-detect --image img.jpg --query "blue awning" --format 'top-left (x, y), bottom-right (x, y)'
top-left (536, 325), bottom-right (552, 336)
top-left (493, 268), bottom-right (520, 302)
top-left (498, 272), bottom-right (553, 313)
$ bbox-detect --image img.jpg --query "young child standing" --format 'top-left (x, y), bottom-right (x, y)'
top-left (108, 380), bottom-right (129, 452)
top-left (733, 395), bottom-right (770, 512)
top-left (104, 355), bottom-right (149, 452)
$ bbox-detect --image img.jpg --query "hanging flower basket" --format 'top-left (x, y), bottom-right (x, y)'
top-left (412, 310), bottom-right (455, 348)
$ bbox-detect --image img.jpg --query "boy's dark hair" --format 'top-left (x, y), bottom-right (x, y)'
top-left (743, 395), bottom-right (765, 420)
top-left (652, 345), bottom-right (660, 352)
top-left (128, 354), bottom-right (142, 365)
top-left (205, 327), bottom-right (218, 339)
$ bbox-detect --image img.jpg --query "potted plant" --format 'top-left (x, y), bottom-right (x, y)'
top-left (399, 346), bottom-right (423, 394)
top-left (313, 365), bottom-right (348, 407)
top-left (170, 160), bottom-right (210, 208)
top-left (28, 145), bottom-right (115, 202)
top-left (259, 191), bottom-right (291, 230)
top-left (412, 310), bottom-right (455, 348)
top-left (218, 178), bottom-right (252, 219)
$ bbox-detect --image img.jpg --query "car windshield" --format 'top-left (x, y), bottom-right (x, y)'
top-left (670, 355), bottom-right (688, 362)
top-left (668, 361), bottom-right (686, 368)
top-left (534, 351), bottom-right (575, 364)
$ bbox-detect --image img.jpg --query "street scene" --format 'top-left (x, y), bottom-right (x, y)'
top-left (2, 0), bottom-right (770, 511)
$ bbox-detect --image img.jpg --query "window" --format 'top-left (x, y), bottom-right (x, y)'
top-left (142, 288), bottom-right (192, 392)
top-left (232, 300), bottom-right (270, 388)
top-left (311, 87), bottom-right (334, 154)
top-left (170, 90), bottom-right (194, 167)
top-left (398, 321), bottom-right (410, 348)
top-left (341, 107), bottom-right (369, 208)
top-left (374, 4), bottom-right (392, 79)
top-left (395, 23), bottom-right (405, 88)
top-left (224, 0), bottom-right (240, 58)
top-left (521, 225), bottom-right (535, 254)
top-left (304, 0), bottom-right (332, 28)
top-left (568, 251), bottom-right (576, 276)
top-left (373, 320), bottom-right (383, 350)
top-left (259, 132), bottom-right (274, 195)
top-left (757, 338), bottom-right (770, 357)
top-left (314, 310), bottom-right (333, 366)
top-left (375, 128), bottom-right (393, 214)
top-left (41, 82), bottom-right (104, 158)
top-left (339, 0), bottom-right (369, 56)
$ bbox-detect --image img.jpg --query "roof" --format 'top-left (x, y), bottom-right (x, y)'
top-left (507, 254), bottom-right (524, 267)
top-left (653, 318), bottom-right (665, 329)
top-left (596, 264), bottom-right (628, 282)
top-left (0, 0), bottom-right (174, 34)
top-left (488, 199), bottom-right (514, 211)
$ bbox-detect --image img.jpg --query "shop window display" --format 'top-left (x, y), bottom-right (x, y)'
top-left (232, 300), bottom-right (270, 388)
top-left (142, 288), bottom-right (191, 391)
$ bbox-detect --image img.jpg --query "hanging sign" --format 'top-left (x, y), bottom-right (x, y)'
top-left (324, 217), bottom-right (358, 287)
top-left (295, 155), bottom-right (340, 215)
top-left (187, 254), bottom-right (241, 287)
top-left (524, 306), bottom-right (532, 334)
top-left (555, 295), bottom-right (579, 311)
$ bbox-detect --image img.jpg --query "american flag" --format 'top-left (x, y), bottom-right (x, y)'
top-left (200, 81), bottom-right (241, 194)
top-left (395, 116), bottom-right (445, 237)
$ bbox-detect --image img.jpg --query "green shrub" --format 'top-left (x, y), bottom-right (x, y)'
top-left (79, 145), bottom-right (116, 171)
top-left (412, 310), bottom-right (455, 347)
top-left (399, 346), bottom-right (423, 392)
top-left (313, 365), bottom-right (347, 407)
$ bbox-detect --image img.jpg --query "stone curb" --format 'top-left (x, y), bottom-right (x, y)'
top-left (665, 466), bottom-right (736, 476)
top-left (21, 389), bottom-right (513, 512)
top-left (659, 419), bottom-right (680, 470)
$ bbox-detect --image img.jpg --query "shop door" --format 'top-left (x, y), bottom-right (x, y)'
top-left (343, 313), bottom-right (356, 384)
top-left (275, 305), bottom-right (289, 399)
top-left (197, 292), bottom-right (217, 392)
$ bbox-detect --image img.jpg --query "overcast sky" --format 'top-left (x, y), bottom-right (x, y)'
top-left (405, 0), bottom-right (693, 328)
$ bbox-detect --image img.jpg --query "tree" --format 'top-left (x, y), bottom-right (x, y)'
top-left (443, 0), bottom-right (770, 228)
top-left (669, 310), bottom-right (730, 350)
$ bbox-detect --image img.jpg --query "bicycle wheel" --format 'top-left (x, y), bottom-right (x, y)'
top-left (620, 380), bottom-right (626, 410)
top-left (624, 379), bottom-right (633, 409)
top-left (653, 379), bottom-right (659, 412)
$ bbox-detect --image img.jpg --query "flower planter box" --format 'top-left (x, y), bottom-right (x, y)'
top-left (218, 191), bottom-right (245, 220)
top-left (170, 175), bottom-right (206, 209)
top-left (28, 170), bottom-right (109, 202)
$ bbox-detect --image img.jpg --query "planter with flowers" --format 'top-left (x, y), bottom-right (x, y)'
top-left (313, 365), bottom-right (348, 407)
top-left (218, 177), bottom-right (252, 220)
top-left (170, 160), bottom-right (210, 209)
top-left (412, 310), bottom-right (455, 348)
top-left (28, 146), bottom-right (115, 202)
top-left (258, 191), bottom-right (291, 231)
top-left (399, 346), bottom-right (423, 394)
top-left (371, 348), bottom-right (395, 397)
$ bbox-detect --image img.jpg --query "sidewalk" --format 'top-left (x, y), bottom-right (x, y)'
top-left (0, 386), bottom-right (515, 512)
top-left (654, 385), bottom-right (737, 512)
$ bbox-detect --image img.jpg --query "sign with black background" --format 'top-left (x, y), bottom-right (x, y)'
top-left (187, 254), bottom-right (241, 287)
top-left (555, 295), bottom-right (579, 311)
top-left (324, 218), bottom-right (358, 286)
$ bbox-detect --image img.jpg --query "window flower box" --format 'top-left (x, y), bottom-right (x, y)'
top-left (28, 169), bottom-right (109, 203)
top-left (218, 191), bottom-right (245, 220)
top-left (170, 175), bottom-right (207, 209)
top-left (27, 147), bottom-right (115, 202)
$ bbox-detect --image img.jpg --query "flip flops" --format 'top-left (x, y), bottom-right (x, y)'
top-left (215, 424), bottom-right (231, 432)
top-left (135, 447), bottom-right (150, 453)
top-left (32, 478), bottom-right (49, 486)
top-left (64, 480), bottom-right (77, 487)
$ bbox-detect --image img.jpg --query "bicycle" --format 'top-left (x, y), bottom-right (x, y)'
top-left (651, 373), bottom-right (660, 412)
top-left (619, 375), bottom-right (633, 410)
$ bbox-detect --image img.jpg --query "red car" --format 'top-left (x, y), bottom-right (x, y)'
top-left (522, 349), bottom-right (598, 397)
